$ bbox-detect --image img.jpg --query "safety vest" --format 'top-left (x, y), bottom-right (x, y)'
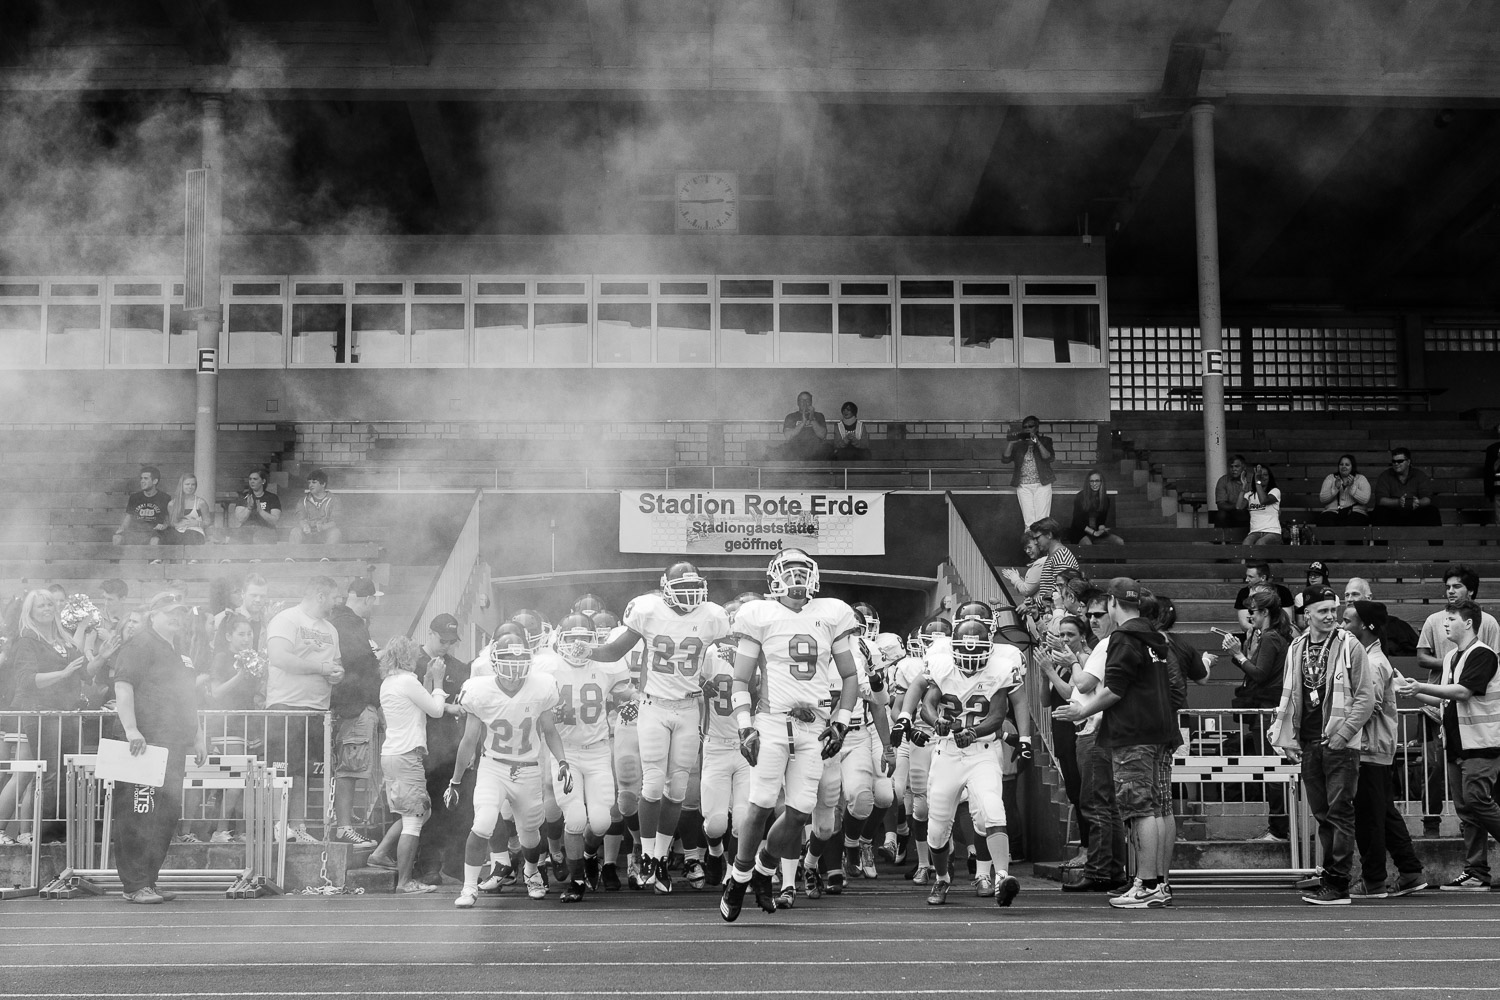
top-left (1442, 641), bottom-right (1500, 750)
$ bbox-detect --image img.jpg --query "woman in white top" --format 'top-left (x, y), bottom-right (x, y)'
top-left (1315, 453), bottom-right (1372, 527)
top-left (1001, 531), bottom-right (1048, 600)
top-left (1243, 463), bottom-right (1283, 546)
top-left (366, 635), bottom-right (463, 894)
top-left (165, 473), bottom-right (212, 545)
top-left (830, 400), bottom-right (872, 460)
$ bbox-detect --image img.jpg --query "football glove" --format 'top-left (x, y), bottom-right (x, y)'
top-left (908, 728), bottom-right (931, 748)
top-left (787, 706), bottom-right (817, 723)
top-left (1004, 732), bottom-right (1033, 767)
top-left (556, 760), bottom-right (575, 794)
top-left (953, 727), bottom-right (977, 748)
top-left (889, 716), bottom-right (911, 748)
top-left (443, 782), bottom-right (462, 810)
top-left (619, 701), bottom-right (639, 724)
top-left (738, 726), bottom-right (761, 767)
top-left (819, 720), bottom-right (849, 759)
top-left (880, 744), bottom-right (897, 777)
top-left (553, 702), bottom-right (577, 727)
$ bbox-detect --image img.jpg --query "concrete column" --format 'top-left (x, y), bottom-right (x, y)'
top-left (194, 94), bottom-right (225, 522)
top-left (1190, 102), bottom-right (1227, 501)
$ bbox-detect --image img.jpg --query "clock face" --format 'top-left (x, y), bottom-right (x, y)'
top-left (676, 172), bottom-right (738, 232)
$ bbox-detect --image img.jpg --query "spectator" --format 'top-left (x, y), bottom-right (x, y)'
top-left (1221, 588), bottom-right (1293, 840)
top-left (830, 402), bottom-right (872, 461)
top-left (1004, 416), bottom-right (1056, 527)
top-left (1316, 454), bottom-right (1372, 528)
top-left (195, 612), bottom-right (260, 843)
top-left (1036, 614), bottom-right (1092, 870)
top-left (1344, 601), bottom-right (1427, 898)
top-left (1415, 566), bottom-right (1500, 836)
top-left (113, 466), bottom-right (171, 547)
top-left (1342, 577), bottom-right (1419, 657)
top-left (1000, 531), bottom-right (1046, 600)
top-left (1054, 579), bottom-right (1179, 908)
top-left (265, 576), bottom-right (343, 843)
top-left (1068, 470), bottom-right (1125, 546)
top-left (328, 578), bottom-right (385, 849)
top-left (1396, 599), bottom-right (1500, 890)
top-left (1269, 587), bottom-right (1375, 905)
top-left (1484, 426), bottom-right (1500, 526)
top-left (1291, 561), bottom-right (1332, 625)
top-left (289, 470), bottom-right (343, 545)
top-left (781, 391), bottom-right (831, 460)
top-left (413, 613), bottom-right (472, 884)
top-left (1213, 454), bottom-right (1252, 532)
top-left (1030, 518), bottom-right (1079, 611)
top-left (1234, 562), bottom-right (1295, 631)
top-left (232, 469), bottom-right (282, 544)
top-left (164, 473), bottom-right (211, 547)
top-left (1243, 463), bottom-right (1282, 545)
top-left (1371, 447), bottom-right (1441, 527)
top-left (365, 635), bottom-right (462, 895)
top-left (97, 578), bottom-right (130, 637)
top-left (111, 591), bottom-right (207, 903)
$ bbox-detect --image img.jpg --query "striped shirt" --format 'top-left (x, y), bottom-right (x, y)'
top-left (1037, 543), bottom-right (1080, 599)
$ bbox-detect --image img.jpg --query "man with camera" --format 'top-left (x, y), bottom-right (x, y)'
top-left (1003, 416), bottom-right (1055, 527)
top-left (781, 391), bottom-right (831, 460)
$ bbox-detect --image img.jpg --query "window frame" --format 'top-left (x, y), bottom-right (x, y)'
top-left (42, 277), bottom-right (107, 370)
top-left (0, 279), bottom-right (45, 369)
top-left (1016, 274), bottom-right (1109, 369)
top-left (221, 275), bottom-right (289, 369)
top-left (106, 276), bottom-right (192, 370)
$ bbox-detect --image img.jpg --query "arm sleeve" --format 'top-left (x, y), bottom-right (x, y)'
top-left (1319, 475), bottom-right (1338, 504)
top-left (1243, 632), bottom-right (1287, 684)
top-left (1371, 471), bottom-right (1394, 502)
top-left (111, 638), bottom-right (150, 687)
top-left (1351, 476), bottom-right (1372, 505)
top-left (1459, 647), bottom-right (1499, 696)
top-left (1102, 635), bottom-right (1141, 698)
top-left (401, 672), bottom-right (448, 718)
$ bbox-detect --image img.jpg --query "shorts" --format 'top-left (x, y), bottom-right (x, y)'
top-left (333, 707), bottom-right (381, 780)
top-left (382, 749), bottom-right (431, 816)
top-left (1109, 743), bottom-right (1175, 822)
top-left (262, 708), bottom-right (326, 783)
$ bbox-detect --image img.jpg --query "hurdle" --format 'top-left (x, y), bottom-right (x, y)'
top-left (1169, 751), bottom-right (1312, 888)
top-left (40, 754), bottom-right (287, 900)
top-left (0, 758), bottom-right (46, 900)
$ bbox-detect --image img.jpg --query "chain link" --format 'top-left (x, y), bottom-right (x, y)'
top-left (298, 850), bottom-right (365, 896)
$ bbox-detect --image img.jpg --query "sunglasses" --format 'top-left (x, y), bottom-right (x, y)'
top-left (1086, 611), bottom-right (1106, 619)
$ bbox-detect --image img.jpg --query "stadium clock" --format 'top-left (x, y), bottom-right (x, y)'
top-left (675, 171), bottom-right (739, 232)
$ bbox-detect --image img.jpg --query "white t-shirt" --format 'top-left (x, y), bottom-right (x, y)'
top-left (1072, 635), bottom-right (1111, 737)
top-left (1248, 488), bottom-right (1282, 535)
top-left (380, 670), bottom-right (447, 756)
top-left (265, 604), bottom-right (340, 710)
top-left (1419, 610), bottom-right (1500, 663)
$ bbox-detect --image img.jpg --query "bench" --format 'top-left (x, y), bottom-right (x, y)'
top-left (1166, 385), bottom-right (1443, 411)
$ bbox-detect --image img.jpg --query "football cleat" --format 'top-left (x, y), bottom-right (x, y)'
top-left (775, 883), bottom-right (797, 909)
top-left (720, 874), bottom-right (748, 922)
top-left (583, 853), bottom-right (601, 892)
top-left (626, 856), bottom-right (646, 890)
top-left (974, 874), bottom-right (994, 897)
top-left (525, 869), bottom-right (548, 900)
top-left (454, 886), bottom-right (479, 909)
top-left (600, 862), bottom-right (622, 891)
top-left (996, 875), bottom-right (1020, 907)
top-left (653, 856), bottom-right (674, 894)
top-left (825, 868), bottom-right (846, 895)
top-left (802, 865), bottom-right (824, 900)
top-left (926, 878), bottom-right (951, 905)
top-left (478, 863), bottom-right (512, 894)
top-left (859, 841), bottom-right (879, 879)
top-left (559, 879), bottom-right (586, 903)
top-left (910, 864), bottom-right (932, 885)
top-left (684, 857), bottom-right (708, 890)
top-left (703, 853), bottom-right (725, 888)
top-left (750, 868), bottom-right (778, 914)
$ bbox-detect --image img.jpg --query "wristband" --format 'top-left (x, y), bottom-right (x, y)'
top-left (897, 712), bottom-right (912, 723)
top-left (833, 708), bottom-right (853, 727)
top-left (735, 710), bottom-right (753, 730)
top-left (731, 691), bottom-right (752, 711)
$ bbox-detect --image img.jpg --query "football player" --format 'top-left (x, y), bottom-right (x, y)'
top-left (590, 609), bottom-right (645, 891)
top-left (698, 598), bottom-right (756, 887)
top-left (889, 616), bottom-right (950, 883)
top-left (468, 620), bottom-right (529, 889)
top-left (591, 563), bottom-right (730, 893)
top-left (893, 615), bottom-right (1025, 907)
top-left (539, 612), bottom-right (634, 901)
top-left (446, 634), bottom-right (572, 909)
top-left (833, 605), bottom-right (896, 886)
top-left (719, 548), bottom-right (861, 922)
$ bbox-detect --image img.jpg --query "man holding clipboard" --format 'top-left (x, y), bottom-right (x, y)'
top-left (109, 591), bottom-right (207, 904)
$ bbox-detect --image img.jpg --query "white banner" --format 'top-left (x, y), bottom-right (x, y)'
top-left (619, 490), bottom-right (886, 556)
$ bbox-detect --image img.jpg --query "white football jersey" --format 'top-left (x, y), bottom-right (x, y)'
top-left (623, 592), bottom-right (730, 700)
top-left (600, 624), bottom-right (642, 726)
top-left (699, 638), bottom-right (744, 742)
top-left (457, 670), bottom-right (559, 763)
top-left (892, 653), bottom-right (935, 731)
top-left (924, 639), bottom-right (1023, 739)
top-left (734, 596), bottom-right (859, 716)
top-left (536, 651), bottom-right (630, 748)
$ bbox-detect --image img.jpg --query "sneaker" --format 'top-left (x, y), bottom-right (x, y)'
top-left (893, 833), bottom-right (910, 866)
top-left (640, 855), bottom-right (659, 891)
top-left (365, 853), bottom-right (397, 871)
top-left (626, 856), bottom-right (645, 890)
top-left (653, 857), bottom-right (673, 895)
top-left (825, 868), bottom-right (846, 895)
top-left (15, 832), bottom-right (32, 847)
top-left (910, 864), bottom-right (932, 886)
top-left (334, 827), bottom-right (377, 850)
top-left (151, 886), bottom-right (178, 901)
top-left (1294, 869), bottom-right (1326, 890)
top-left (525, 869), bottom-right (548, 900)
top-left (1109, 879), bottom-right (1168, 909)
top-left (455, 886), bottom-right (479, 909)
top-left (1388, 872), bottom-right (1428, 897)
top-left (1062, 876), bottom-right (1124, 893)
top-left (973, 874), bottom-right (994, 897)
top-left (802, 865), bottom-right (824, 900)
top-left (601, 862), bottom-right (622, 891)
top-left (537, 855), bottom-right (554, 888)
top-left (208, 830), bottom-right (236, 845)
top-left (398, 880), bottom-right (438, 894)
top-left (583, 853), bottom-right (601, 891)
top-left (560, 878), bottom-right (586, 903)
top-left (0, 832), bottom-right (15, 846)
top-left (1255, 830), bottom-right (1290, 842)
top-left (720, 874), bottom-right (748, 922)
top-left (750, 868), bottom-right (777, 914)
top-left (286, 824), bottom-right (319, 846)
top-left (926, 878), bottom-right (951, 905)
top-left (1442, 871), bottom-right (1491, 891)
top-left (1302, 885), bottom-right (1351, 905)
top-left (775, 883), bottom-right (797, 909)
top-left (172, 833), bottom-right (203, 845)
top-left (996, 874), bottom-right (1021, 908)
top-left (123, 887), bottom-right (165, 904)
top-left (683, 857), bottom-right (707, 890)
top-left (879, 839), bottom-right (898, 865)
top-left (477, 867), bottom-right (508, 893)
top-left (1349, 879), bottom-right (1388, 899)
top-left (859, 841), bottom-right (879, 879)
top-left (703, 853), bottom-right (725, 888)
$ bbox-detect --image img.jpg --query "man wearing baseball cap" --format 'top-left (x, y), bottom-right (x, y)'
top-left (412, 613), bottom-right (473, 884)
top-left (1292, 562), bottom-right (1332, 627)
top-left (111, 591), bottom-right (208, 903)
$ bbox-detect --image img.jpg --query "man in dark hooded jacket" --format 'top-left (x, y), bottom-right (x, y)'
top-left (1053, 577), bottom-right (1179, 909)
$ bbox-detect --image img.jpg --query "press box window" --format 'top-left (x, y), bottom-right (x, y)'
top-left (0, 283), bottom-right (41, 367)
top-left (45, 281), bottom-right (103, 368)
top-left (718, 278), bottom-right (774, 365)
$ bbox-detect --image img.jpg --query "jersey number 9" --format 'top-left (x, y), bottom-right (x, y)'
top-left (788, 634), bottom-right (819, 680)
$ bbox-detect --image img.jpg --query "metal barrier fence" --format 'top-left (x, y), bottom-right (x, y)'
top-left (0, 711), bottom-right (331, 838)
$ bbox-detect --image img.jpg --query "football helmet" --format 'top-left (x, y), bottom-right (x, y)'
top-left (661, 561), bottom-right (708, 611)
top-left (919, 616), bottom-right (953, 649)
top-left (767, 548), bottom-right (819, 600)
top-left (489, 635), bottom-right (532, 690)
top-left (590, 610), bottom-right (620, 644)
top-left (954, 600), bottom-right (995, 638)
top-left (906, 629), bottom-right (925, 658)
top-left (509, 610), bottom-right (549, 652)
top-left (874, 632), bottom-right (905, 669)
top-left (555, 612), bottom-right (597, 667)
top-left (852, 601), bottom-right (880, 641)
top-left (951, 619), bottom-right (992, 675)
top-left (572, 594), bottom-right (608, 616)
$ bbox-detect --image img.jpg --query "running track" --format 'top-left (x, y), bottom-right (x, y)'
top-left (2, 870), bottom-right (1494, 999)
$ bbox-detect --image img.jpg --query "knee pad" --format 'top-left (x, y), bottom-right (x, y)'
top-left (810, 808), bottom-right (838, 842)
top-left (617, 789), bottom-right (640, 816)
top-left (873, 777), bottom-right (895, 811)
top-left (704, 812), bottom-right (729, 841)
top-left (665, 767), bottom-right (690, 803)
top-left (912, 794), bottom-right (929, 822)
top-left (848, 788), bottom-right (875, 822)
top-left (515, 825), bottom-right (541, 850)
top-left (471, 806), bottom-right (499, 841)
top-left (640, 763), bottom-right (667, 801)
top-left (401, 814), bottom-right (425, 836)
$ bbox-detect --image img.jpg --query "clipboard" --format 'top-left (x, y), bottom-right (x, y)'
top-left (95, 738), bottom-right (169, 787)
